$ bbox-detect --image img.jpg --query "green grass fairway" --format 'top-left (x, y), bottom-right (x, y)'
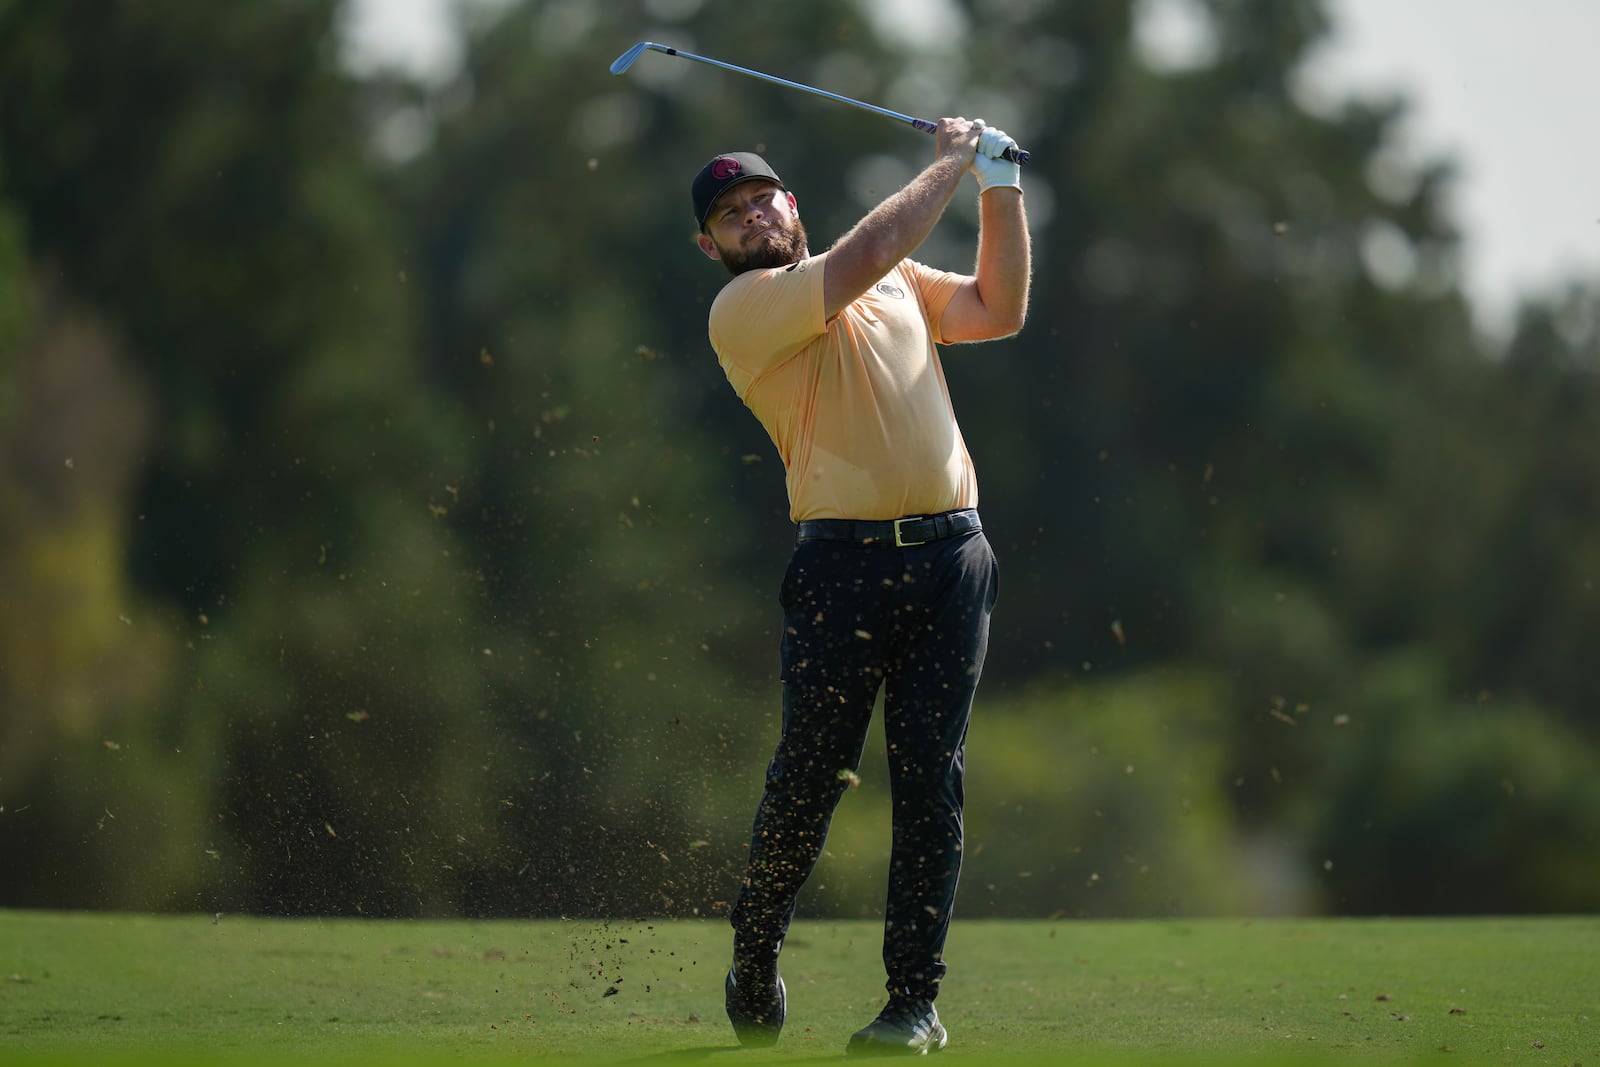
top-left (2, 911), bottom-right (1595, 1065)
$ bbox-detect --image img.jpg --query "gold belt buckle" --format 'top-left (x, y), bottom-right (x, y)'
top-left (893, 516), bottom-right (926, 547)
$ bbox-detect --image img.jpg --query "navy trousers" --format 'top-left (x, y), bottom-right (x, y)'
top-left (729, 512), bottom-right (999, 1001)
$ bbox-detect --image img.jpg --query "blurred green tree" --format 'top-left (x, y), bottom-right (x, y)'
top-left (0, 0), bottom-right (508, 914)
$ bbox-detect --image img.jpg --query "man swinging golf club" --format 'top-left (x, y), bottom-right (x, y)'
top-left (691, 116), bottom-right (1030, 1054)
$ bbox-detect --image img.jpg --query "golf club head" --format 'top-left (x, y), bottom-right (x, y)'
top-left (609, 41), bottom-right (653, 75)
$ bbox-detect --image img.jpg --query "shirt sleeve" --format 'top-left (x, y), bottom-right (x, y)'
top-left (708, 254), bottom-right (828, 398)
top-left (901, 259), bottom-right (968, 345)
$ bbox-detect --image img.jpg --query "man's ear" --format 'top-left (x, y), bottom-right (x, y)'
top-left (696, 233), bottom-right (722, 261)
top-left (787, 191), bottom-right (798, 215)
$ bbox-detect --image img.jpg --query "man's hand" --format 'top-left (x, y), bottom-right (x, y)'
top-left (970, 121), bottom-right (1022, 195)
top-left (933, 116), bottom-right (983, 169)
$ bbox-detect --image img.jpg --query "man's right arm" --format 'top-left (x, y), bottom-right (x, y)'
top-left (710, 258), bottom-right (827, 395)
top-left (821, 117), bottom-right (981, 320)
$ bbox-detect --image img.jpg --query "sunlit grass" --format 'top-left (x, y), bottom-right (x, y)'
top-left (2, 911), bottom-right (1595, 1064)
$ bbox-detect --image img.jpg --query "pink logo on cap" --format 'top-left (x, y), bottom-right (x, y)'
top-left (711, 157), bottom-right (743, 180)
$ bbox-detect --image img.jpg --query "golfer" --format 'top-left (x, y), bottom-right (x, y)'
top-left (691, 117), bottom-right (1030, 1055)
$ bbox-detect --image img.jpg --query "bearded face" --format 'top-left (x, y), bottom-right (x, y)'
top-left (714, 215), bottom-right (810, 276)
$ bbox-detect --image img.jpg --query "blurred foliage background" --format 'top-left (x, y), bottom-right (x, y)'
top-left (2, 0), bottom-right (1597, 921)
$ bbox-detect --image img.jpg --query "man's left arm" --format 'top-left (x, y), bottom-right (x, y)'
top-left (938, 126), bottom-right (1031, 343)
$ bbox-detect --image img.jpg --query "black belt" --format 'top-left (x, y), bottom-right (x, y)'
top-left (796, 508), bottom-right (982, 547)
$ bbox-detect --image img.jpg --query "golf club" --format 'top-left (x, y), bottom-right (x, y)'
top-left (610, 41), bottom-right (1030, 166)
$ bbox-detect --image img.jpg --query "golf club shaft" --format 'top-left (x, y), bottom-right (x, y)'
top-left (611, 42), bottom-right (1030, 166)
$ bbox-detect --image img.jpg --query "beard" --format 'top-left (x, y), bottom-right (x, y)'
top-left (717, 217), bottom-right (809, 276)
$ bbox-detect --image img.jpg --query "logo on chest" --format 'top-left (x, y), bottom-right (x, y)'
top-left (875, 283), bottom-right (906, 299)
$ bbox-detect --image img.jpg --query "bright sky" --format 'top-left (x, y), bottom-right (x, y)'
top-left (344, 0), bottom-right (1600, 334)
top-left (1305, 0), bottom-right (1600, 332)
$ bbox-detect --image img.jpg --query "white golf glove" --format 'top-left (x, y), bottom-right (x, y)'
top-left (970, 120), bottom-right (1022, 194)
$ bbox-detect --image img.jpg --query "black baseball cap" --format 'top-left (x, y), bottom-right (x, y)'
top-left (691, 151), bottom-right (785, 230)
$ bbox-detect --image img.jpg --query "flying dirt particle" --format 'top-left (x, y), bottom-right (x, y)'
top-left (837, 769), bottom-right (861, 789)
top-left (103, 740), bottom-right (121, 751)
top-left (346, 709), bottom-right (370, 723)
top-left (1272, 221), bottom-right (1289, 235)
top-left (587, 158), bottom-right (600, 172)
top-left (853, 629), bottom-right (873, 641)
top-left (64, 457), bottom-right (75, 470)
top-left (1110, 619), bottom-right (1125, 645)
top-left (1333, 714), bottom-right (1350, 727)
top-left (603, 985), bottom-right (619, 997)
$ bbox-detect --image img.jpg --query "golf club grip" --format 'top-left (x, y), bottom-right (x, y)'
top-left (911, 118), bottom-right (1029, 165)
